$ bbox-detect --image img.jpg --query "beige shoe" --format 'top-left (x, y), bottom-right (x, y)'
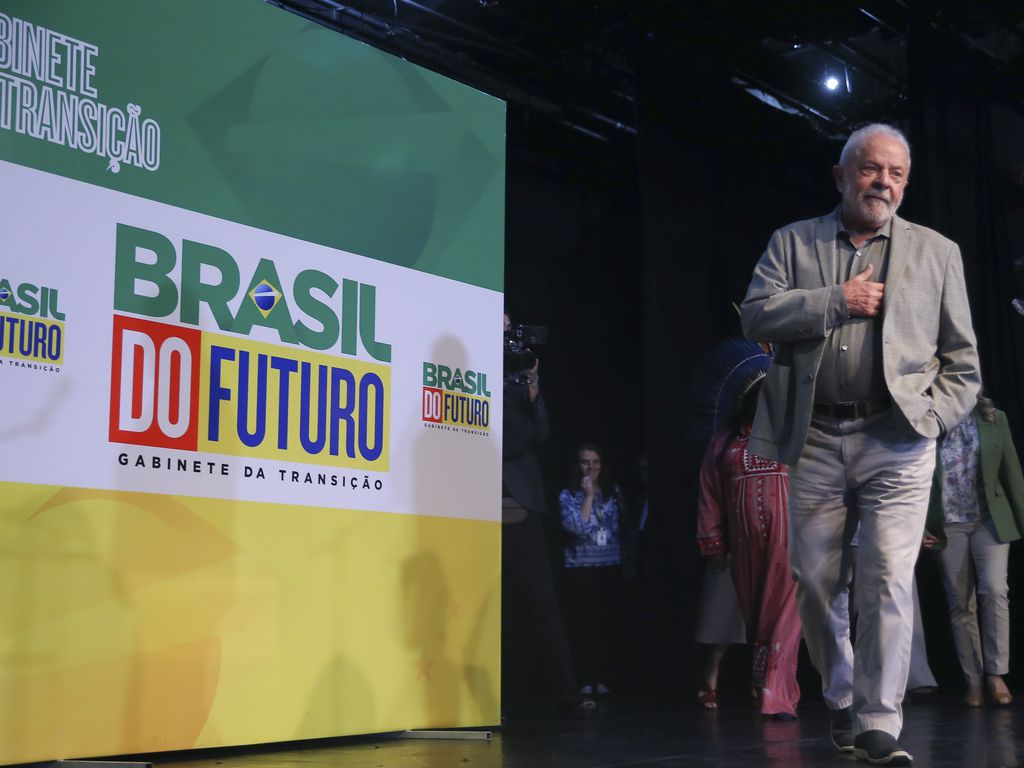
top-left (988, 676), bottom-right (1013, 706)
top-left (964, 687), bottom-right (984, 707)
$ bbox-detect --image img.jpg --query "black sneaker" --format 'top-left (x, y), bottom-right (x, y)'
top-left (557, 694), bottom-right (596, 717)
top-left (830, 706), bottom-right (854, 752)
top-left (852, 729), bottom-right (912, 765)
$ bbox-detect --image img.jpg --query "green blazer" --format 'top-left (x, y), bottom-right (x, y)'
top-left (926, 409), bottom-right (1024, 547)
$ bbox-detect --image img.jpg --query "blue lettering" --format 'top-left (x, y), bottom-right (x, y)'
top-left (330, 367), bottom-right (356, 458)
top-left (359, 372), bottom-right (384, 461)
top-left (236, 350), bottom-right (268, 448)
top-left (207, 345), bottom-right (235, 441)
top-left (271, 356), bottom-right (298, 449)
top-left (299, 361), bottom-right (327, 454)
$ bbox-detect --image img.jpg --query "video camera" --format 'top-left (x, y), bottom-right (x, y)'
top-left (504, 323), bottom-right (549, 383)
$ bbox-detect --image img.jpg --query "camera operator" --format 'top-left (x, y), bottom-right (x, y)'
top-left (501, 313), bottom-right (591, 716)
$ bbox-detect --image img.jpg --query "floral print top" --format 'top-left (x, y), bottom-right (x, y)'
top-left (940, 415), bottom-right (986, 524)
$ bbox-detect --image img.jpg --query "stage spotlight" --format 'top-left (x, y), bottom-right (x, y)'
top-left (824, 76), bottom-right (840, 91)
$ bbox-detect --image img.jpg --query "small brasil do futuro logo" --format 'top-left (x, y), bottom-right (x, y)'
top-left (421, 361), bottom-right (492, 431)
top-left (0, 276), bottom-right (66, 366)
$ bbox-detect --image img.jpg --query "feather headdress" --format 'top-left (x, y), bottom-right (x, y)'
top-left (684, 336), bottom-right (772, 458)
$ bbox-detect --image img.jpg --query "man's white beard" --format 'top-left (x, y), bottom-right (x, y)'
top-left (856, 197), bottom-right (897, 229)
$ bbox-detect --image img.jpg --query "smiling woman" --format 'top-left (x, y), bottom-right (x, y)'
top-left (559, 442), bottom-right (624, 699)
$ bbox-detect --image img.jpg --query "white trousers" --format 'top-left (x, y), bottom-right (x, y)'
top-left (849, 567), bottom-right (938, 691)
top-left (788, 411), bottom-right (935, 738)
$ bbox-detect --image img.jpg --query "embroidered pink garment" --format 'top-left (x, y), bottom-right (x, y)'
top-left (697, 429), bottom-right (802, 717)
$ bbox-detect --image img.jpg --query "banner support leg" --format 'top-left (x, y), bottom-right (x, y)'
top-left (399, 729), bottom-right (492, 741)
top-left (50, 761), bottom-right (153, 767)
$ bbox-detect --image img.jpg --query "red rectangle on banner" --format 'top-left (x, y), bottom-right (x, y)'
top-left (108, 315), bottom-right (202, 450)
top-left (422, 386), bottom-right (443, 423)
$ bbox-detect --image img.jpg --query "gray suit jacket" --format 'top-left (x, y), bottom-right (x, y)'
top-left (740, 209), bottom-right (980, 465)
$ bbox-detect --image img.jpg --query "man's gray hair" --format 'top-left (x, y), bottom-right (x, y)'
top-left (838, 123), bottom-right (911, 168)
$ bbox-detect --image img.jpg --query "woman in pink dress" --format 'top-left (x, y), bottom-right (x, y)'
top-left (696, 380), bottom-right (801, 720)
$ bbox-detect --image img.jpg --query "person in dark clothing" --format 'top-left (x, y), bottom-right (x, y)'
top-left (501, 313), bottom-right (592, 716)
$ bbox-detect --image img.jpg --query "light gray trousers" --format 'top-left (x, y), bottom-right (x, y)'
top-left (848, 532), bottom-right (937, 691)
top-left (933, 519), bottom-right (1010, 686)
top-left (789, 411), bottom-right (934, 739)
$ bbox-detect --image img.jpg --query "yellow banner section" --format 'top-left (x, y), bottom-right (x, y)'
top-left (0, 483), bottom-right (500, 765)
top-left (198, 331), bottom-right (391, 471)
top-left (0, 314), bottom-right (65, 365)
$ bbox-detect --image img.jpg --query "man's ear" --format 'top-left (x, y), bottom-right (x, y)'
top-left (832, 164), bottom-right (844, 192)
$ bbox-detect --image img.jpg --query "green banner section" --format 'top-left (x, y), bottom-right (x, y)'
top-left (0, 0), bottom-right (505, 291)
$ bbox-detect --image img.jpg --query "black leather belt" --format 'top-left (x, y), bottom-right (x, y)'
top-left (813, 400), bottom-right (891, 419)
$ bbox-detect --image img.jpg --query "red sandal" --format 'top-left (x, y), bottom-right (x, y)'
top-left (698, 689), bottom-right (718, 710)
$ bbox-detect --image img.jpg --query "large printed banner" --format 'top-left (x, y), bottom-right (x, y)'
top-left (0, 2), bottom-right (505, 763)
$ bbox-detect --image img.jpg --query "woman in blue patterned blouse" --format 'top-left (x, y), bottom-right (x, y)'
top-left (559, 442), bottom-right (622, 698)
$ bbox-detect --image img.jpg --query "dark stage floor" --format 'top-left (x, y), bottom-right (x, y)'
top-left (146, 694), bottom-right (1021, 768)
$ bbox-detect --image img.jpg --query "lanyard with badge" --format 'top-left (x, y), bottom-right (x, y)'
top-left (593, 497), bottom-right (608, 546)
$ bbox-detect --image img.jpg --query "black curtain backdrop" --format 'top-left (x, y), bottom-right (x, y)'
top-left (632, 71), bottom-right (839, 695)
top-left (503, 31), bottom-right (1024, 698)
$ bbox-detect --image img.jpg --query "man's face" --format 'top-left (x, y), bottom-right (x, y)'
top-left (832, 133), bottom-right (909, 233)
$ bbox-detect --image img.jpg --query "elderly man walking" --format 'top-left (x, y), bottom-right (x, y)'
top-left (741, 123), bottom-right (980, 766)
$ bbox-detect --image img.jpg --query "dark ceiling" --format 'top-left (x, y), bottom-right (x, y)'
top-left (271, 0), bottom-right (1024, 143)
